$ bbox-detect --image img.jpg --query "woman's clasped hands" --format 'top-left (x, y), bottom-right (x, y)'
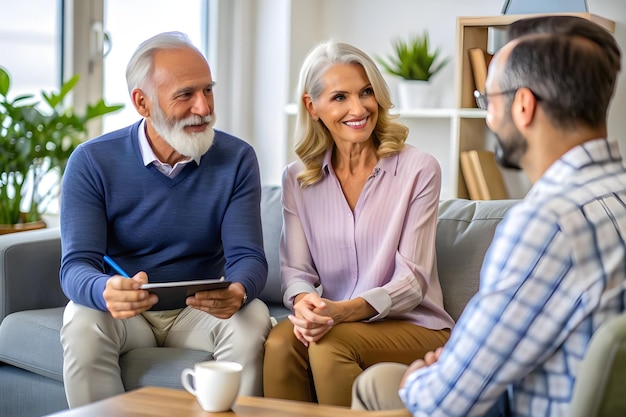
top-left (289, 292), bottom-right (337, 346)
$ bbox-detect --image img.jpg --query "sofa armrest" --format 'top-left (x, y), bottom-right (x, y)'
top-left (0, 227), bottom-right (67, 323)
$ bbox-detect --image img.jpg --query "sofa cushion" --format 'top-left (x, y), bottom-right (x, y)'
top-left (436, 199), bottom-right (518, 321)
top-left (120, 347), bottom-right (213, 390)
top-left (0, 308), bottom-right (216, 390)
top-left (0, 307), bottom-right (65, 381)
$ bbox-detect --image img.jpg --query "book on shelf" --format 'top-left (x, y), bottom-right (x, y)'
top-left (467, 48), bottom-right (493, 94)
top-left (460, 150), bottom-right (509, 200)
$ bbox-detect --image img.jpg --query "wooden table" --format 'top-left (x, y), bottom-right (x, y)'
top-left (46, 386), bottom-right (412, 416)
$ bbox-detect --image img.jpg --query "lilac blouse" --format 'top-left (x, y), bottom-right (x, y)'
top-left (280, 144), bottom-right (454, 330)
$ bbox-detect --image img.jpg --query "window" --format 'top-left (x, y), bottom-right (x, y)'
top-left (0, 1), bottom-right (208, 215)
top-left (0, 1), bottom-right (62, 98)
top-left (1, 0), bottom-right (209, 133)
top-left (102, 0), bottom-right (208, 131)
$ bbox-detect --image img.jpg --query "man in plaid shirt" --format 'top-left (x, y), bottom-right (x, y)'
top-left (352, 15), bottom-right (624, 417)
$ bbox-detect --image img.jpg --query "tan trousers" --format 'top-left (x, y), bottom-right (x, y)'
top-left (263, 319), bottom-right (450, 407)
top-left (61, 299), bottom-right (272, 408)
top-left (351, 362), bottom-right (408, 410)
top-left (352, 362), bottom-right (511, 417)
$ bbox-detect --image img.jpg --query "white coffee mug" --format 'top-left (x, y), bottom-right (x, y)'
top-left (181, 361), bottom-right (242, 412)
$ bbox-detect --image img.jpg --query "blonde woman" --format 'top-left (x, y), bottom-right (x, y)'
top-left (262, 40), bottom-right (454, 406)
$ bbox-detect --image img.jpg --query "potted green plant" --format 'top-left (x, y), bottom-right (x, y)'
top-left (0, 66), bottom-right (123, 233)
top-left (377, 31), bottom-right (451, 109)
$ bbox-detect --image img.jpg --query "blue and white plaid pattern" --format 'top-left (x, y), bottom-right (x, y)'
top-left (400, 139), bottom-right (626, 417)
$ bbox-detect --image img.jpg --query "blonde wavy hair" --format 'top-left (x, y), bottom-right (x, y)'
top-left (294, 40), bottom-right (408, 187)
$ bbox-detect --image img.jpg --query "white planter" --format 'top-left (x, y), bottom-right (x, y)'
top-left (397, 79), bottom-right (436, 109)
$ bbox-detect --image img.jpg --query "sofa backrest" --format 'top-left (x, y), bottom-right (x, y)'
top-left (436, 198), bottom-right (518, 321)
top-left (259, 185), bottom-right (283, 305)
top-left (0, 185), bottom-right (517, 325)
top-left (260, 186), bottom-right (519, 323)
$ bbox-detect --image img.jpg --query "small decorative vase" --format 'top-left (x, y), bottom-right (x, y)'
top-left (0, 214), bottom-right (47, 235)
top-left (397, 79), bottom-right (433, 109)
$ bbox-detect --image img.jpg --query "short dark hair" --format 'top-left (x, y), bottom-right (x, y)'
top-left (507, 16), bottom-right (621, 73)
top-left (501, 17), bottom-right (621, 129)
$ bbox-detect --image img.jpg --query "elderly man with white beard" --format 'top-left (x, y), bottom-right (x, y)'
top-left (59, 31), bottom-right (271, 408)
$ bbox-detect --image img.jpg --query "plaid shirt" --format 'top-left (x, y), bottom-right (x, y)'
top-left (400, 138), bottom-right (626, 417)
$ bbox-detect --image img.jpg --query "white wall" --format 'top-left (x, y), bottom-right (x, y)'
top-left (232, 0), bottom-right (626, 187)
top-left (287, 0), bottom-right (503, 109)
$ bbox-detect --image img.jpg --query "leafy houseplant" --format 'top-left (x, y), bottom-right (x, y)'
top-left (376, 31), bottom-right (451, 81)
top-left (377, 32), bottom-right (451, 109)
top-left (0, 67), bottom-right (123, 229)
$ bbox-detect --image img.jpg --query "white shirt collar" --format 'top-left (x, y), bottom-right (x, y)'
top-left (137, 119), bottom-right (200, 178)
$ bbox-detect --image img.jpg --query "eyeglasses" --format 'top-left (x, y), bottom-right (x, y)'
top-left (473, 89), bottom-right (519, 110)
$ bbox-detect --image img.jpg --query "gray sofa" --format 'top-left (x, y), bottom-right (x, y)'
top-left (0, 185), bottom-right (517, 416)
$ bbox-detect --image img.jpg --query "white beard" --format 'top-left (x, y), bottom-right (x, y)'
top-left (151, 104), bottom-right (217, 160)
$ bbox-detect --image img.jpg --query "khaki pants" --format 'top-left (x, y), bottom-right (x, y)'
top-left (352, 362), bottom-right (511, 417)
top-left (263, 319), bottom-right (450, 407)
top-left (351, 362), bottom-right (408, 411)
top-left (61, 299), bottom-right (272, 408)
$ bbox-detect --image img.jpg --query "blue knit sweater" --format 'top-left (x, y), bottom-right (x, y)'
top-left (60, 121), bottom-right (267, 311)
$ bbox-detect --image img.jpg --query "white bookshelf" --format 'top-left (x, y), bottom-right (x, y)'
top-left (396, 108), bottom-right (486, 200)
top-left (454, 13), bottom-right (613, 199)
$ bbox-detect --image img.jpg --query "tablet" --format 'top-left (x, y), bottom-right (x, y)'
top-left (141, 278), bottom-right (231, 310)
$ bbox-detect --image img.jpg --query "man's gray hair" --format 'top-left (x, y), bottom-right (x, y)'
top-left (125, 31), bottom-right (202, 98)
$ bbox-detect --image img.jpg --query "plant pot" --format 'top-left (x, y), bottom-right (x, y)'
top-left (397, 79), bottom-right (436, 109)
top-left (0, 214), bottom-right (47, 235)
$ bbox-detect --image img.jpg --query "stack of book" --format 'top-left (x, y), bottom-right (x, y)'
top-left (460, 150), bottom-right (509, 200)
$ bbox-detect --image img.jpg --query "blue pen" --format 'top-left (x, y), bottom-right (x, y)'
top-left (103, 255), bottom-right (130, 278)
